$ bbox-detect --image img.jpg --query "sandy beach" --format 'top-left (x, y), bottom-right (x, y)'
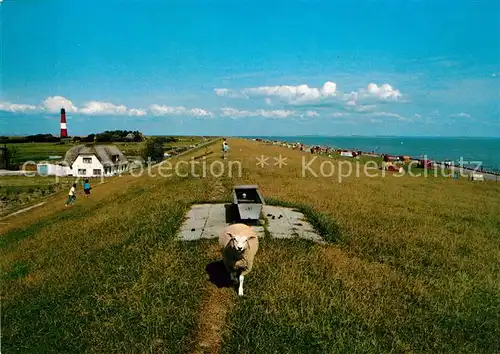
top-left (251, 137), bottom-right (499, 181)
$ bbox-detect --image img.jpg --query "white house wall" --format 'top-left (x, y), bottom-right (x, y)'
top-left (36, 163), bottom-right (71, 176)
top-left (71, 154), bottom-right (129, 177)
top-left (56, 165), bottom-right (71, 176)
top-left (71, 155), bottom-right (105, 177)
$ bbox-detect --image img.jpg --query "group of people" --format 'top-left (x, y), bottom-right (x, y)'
top-left (65, 179), bottom-right (92, 207)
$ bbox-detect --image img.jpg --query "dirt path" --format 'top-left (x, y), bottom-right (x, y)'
top-left (0, 202), bottom-right (46, 221)
top-left (190, 243), bottom-right (235, 354)
top-left (207, 178), bottom-right (226, 202)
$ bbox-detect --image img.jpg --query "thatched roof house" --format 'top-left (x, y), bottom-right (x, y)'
top-left (64, 144), bottom-right (129, 177)
top-left (125, 133), bottom-right (135, 141)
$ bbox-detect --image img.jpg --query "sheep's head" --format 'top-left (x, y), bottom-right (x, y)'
top-left (227, 232), bottom-right (255, 254)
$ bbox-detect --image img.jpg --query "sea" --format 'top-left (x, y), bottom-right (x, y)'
top-left (242, 136), bottom-right (500, 173)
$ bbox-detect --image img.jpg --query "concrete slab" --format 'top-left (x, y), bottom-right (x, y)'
top-left (263, 205), bottom-right (325, 244)
top-left (178, 204), bottom-right (265, 241)
top-left (178, 203), bottom-right (324, 243)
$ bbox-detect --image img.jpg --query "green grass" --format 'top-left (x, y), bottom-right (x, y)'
top-left (2, 260), bottom-right (31, 281)
top-left (5, 142), bottom-right (76, 162)
top-left (0, 175), bottom-right (75, 186)
top-left (221, 214), bottom-right (499, 353)
top-left (1, 176), bottom-right (215, 353)
top-left (1, 137), bottom-right (499, 353)
top-left (5, 141), bottom-right (145, 162)
top-left (5, 136), bottom-right (208, 163)
top-left (0, 176), bottom-right (78, 217)
top-left (221, 238), bottom-right (394, 353)
top-left (0, 137), bottom-right (212, 216)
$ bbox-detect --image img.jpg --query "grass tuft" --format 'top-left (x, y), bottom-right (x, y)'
top-left (2, 260), bottom-right (31, 281)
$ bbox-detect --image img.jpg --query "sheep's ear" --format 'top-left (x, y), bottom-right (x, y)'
top-left (248, 235), bottom-right (257, 239)
top-left (227, 232), bottom-right (234, 239)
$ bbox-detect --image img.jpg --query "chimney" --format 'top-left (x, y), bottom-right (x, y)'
top-left (60, 108), bottom-right (68, 137)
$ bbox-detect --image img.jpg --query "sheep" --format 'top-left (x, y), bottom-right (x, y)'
top-left (218, 223), bottom-right (259, 296)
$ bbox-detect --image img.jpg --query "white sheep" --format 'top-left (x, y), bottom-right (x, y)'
top-left (218, 223), bottom-right (259, 296)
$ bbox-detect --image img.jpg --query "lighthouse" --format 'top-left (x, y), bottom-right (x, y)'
top-left (60, 108), bottom-right (68, 138)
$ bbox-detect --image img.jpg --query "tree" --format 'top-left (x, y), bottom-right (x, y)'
top-left (92, 130), bottom-right (145, 143)
top-left (140, 137), bottom-right (164, 163)
top-left (6, 145), bottom-right (20, 170)
top-left (81, 134), bottom-right (95, 143)
top-left (133, 131), bottom-right (144, 142)
top-left (25, 134), bottom-right (60, 143)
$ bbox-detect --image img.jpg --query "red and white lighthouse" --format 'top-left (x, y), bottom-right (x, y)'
top-left (60, 108), bottom-right (68, 138)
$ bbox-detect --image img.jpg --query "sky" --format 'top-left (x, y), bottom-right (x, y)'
top-left (0, 0), bottom-right (499, 137)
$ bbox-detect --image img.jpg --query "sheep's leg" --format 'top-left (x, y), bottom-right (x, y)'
top-left (238, 274), bottom-right (244, 296)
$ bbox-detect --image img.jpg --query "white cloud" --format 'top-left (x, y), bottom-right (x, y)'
top-left (214, 88), bottom-right (231, 97)
top-left (128, 108), bottom-right (147, 116)
top-left (216, 81), bottom-right (338, 104)
top-left (220, 107), bottom-right (296, 119)
top-left (450, 112), bottom-right (471, 118)
top-left (150, 104), bottom-right (213, 117)
top-left (2, 96), bottom-right (146, 117)
top-left (255, 109), bottom-right (295, 118)
top-left (0, 102), bottom-right (38, 113)
top-left (243, 85), bottom-right (320, 102)
top-left (75, 101), bottom-right (147, 117)
top-left (363, 83), bottom-right (402, 100)
top-left (220, 107), bottom-right (253, 118)
top-left (42, 96), bottom-right (78, 113)
top-left (214, 88), bottom-right (246, 98)
top-left (80, 101), bottom-right (128, 115)
top-left (305, 110), bottom-right (319, 117)
top-left (343, 98), bottom-right (379, 112)
top-left (190, 108), bottom-right (213, 117)
top-left (348, 104), bottom-right (377, 112)
top-left (244, 82), bottom-right (337, 103)
top-left (40, 96), bottom-right (149, 116)
top-left (216, 81), bottom-right (404, 107)
top-left (321, 81), bottom-right (337, 96)
top-left (347, 83), bottom-right (402, 106)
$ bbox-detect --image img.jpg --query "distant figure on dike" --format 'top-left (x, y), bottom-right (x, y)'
top-left (83, 179), bottom-right (91, 197)
top-left (222, 138), bottom-right (229, 159)
top-left (65, 183), bottom-right (77, 208)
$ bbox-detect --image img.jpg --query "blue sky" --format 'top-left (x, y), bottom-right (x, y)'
top-left (0, 0), bottom-right (499, 137)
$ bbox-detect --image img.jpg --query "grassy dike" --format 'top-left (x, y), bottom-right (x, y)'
top-left (1, 137), bottom-right (499, 353)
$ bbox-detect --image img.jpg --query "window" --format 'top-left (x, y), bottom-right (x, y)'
top-left (93, 169), bottom-right (102, 175)
top-left (83, 157), bottom-right (92, 163)
top-left (78, 169), bottom-right (87, 175)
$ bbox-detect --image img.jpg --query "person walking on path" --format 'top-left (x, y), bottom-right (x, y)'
top-left (83, 179), bottom-right (91, 197)
top-left (221, 138), bottom-right (229, 159)
top-left (65, 183), bottom-right (77, 207)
